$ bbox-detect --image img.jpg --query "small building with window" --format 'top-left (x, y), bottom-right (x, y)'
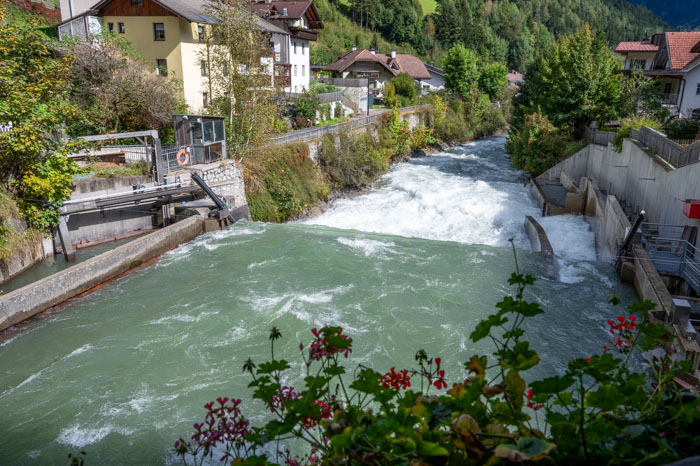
top-left (173, 114), bottom-right (227, 165)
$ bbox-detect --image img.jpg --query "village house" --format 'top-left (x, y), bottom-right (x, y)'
top-left (421, 63), bottom-right (445, 92)
top-left (617, 32), bottom-right (700, 118)
top-left (56, 0), bottom-right (322, 111)
top-left (324, 47), bottom-right (431, 95)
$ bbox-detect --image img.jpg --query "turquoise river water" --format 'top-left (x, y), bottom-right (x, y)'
top-left (0, 138), bottom-right (637, 464)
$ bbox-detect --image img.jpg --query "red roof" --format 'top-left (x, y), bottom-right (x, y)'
top-left (325, 49), bottom-right (430, 80)
top-left (666, 32), bottom-right (700, 70)
top-left (615, 41), bottom-right (658, 53)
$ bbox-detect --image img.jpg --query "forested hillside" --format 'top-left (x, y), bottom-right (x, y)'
top-left (313, 0), bottom-right (670, 70)
top-left (628, 0), bottom-right (700, 30)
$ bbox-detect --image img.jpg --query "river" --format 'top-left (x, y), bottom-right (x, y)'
top-left (0, 138), bottom-right (636, 464)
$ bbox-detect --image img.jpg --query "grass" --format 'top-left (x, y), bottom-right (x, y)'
top-left (417, 0), bottom-right (437, 15)
top-left (317, 117), bottom-right (349, 127)
top-left (83, 161), bottom-right (149, 178)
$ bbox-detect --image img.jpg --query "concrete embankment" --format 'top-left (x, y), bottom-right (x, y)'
top-left (523, 216), bottom-right (557, 280)
top-left (0, 215), bottom-right (206, 332)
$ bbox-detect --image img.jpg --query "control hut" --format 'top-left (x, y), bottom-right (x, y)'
top-left (173, 115), bottom-right (227, 165)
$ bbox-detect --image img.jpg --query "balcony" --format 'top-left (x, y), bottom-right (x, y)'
top-left (660, 93), bottom-right (679, 105)
top-left (274, 64), bottom-right (291, 88)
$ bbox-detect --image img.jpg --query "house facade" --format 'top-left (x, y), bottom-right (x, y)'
top-left (422, 64), bottom-right (445, 92)
top-left (57, 0), bottom-right (321, 111)
top-left (324, 48), bottom-right (431, 94)
top-left (617, 32), bottom-right (700, 118)
top-left (248, 0), bottom-right (323, 94)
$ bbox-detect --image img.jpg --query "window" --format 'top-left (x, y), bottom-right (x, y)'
top-left (302, 65), bottom-right (305, 76)
top-left (294, 64), bottom-right (297, 76)
top-left (153, 23), bottom-right (165, 41)
top-left (107, 22), bottom-right (114, 32)
top-left (302, 42), bottom-right (305, 55)
top-left (131, 0), bottom-right (143, 5)
top-left (156, 59), bottom-right (167, 76)
top-left (283, 7), bottom-right (288, 15)
top-left (696, 83), bottom-right (700, 96)
top-left (293, 41), bottom-right (297, 54)
top-left (198, 25), bottom-right (205, 42)
top-left (200, 60), bottom-right (208, 76)
top-left (203, 92), bottom-right (209, 108)
top-left (632, 59), bottom-right (646, 70)
top-left (663, 82), bottom-right (673, 95)
top-left (118, 22), bottom-right (125, 34)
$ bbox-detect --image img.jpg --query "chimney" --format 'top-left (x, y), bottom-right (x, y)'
top-left (391, 48), bottom-right (396, 59)
top-left (370, 48), bottom-right (375, 55)
top-left (351, 44), bottom-right (357, 51)
top-left (282, 7), bottom-right (288, 16)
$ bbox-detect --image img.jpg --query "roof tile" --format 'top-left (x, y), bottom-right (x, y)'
top-left (615, 41), bottom-right (658, 52)
top-left (666, 32), bottom-right (700, 70)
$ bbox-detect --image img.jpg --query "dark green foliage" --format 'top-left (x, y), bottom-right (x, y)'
top-left (478, 62), bottom-right (508, 99)
top-left (507, 111), bottom-right (570, 174)
top-left (391, 73), bottom-right (417, 102)
top-left (294, 93), bottom-right (320, 122)
top-left (665, 119), bottom-right (700, 140)
top-left (444, 45), bottom-right (480, 98)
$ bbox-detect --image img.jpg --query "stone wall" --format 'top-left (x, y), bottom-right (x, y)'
top-left (195, 160), bottom-right (247, 209)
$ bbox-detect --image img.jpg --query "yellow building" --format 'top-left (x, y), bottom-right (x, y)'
top-left (58, 0), bottom-right (291, 112)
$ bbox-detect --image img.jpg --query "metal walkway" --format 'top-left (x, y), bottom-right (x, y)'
top-left (641, 223), bottom-right (700, 295)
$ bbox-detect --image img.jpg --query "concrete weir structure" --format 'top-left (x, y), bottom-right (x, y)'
top-left (0, 215), bottom-right (207, 333)
top-left (523, 216), bottom-right (557, 280)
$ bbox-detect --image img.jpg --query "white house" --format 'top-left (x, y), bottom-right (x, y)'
top-left (58, 0), bottom-right (96, 21)
top-left (247, 0), bottom-right (324, 93)
top-left (617, 32), bottom-right (700, 118)
top-left (421, 64), bottom-right (445, 92)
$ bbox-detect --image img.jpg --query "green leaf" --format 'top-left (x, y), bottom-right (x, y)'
top-left (256, 359), bottom-right (290, 375)
top-left (516, 437), bottom-right (555, 460)
top-left (530, 375), bottom-right (575, 394)
top-left (323, 364), bottom-right (346, 376)
top-left (470, 313), bottom-right (508, 342)
top-left (586, 384), bottom-right (623, 411)
top-left (501, 341), bottom-right (540, 371)
top-left (505, 370), bottom-right (526, 410)
top-left (417, 440), bottom-right (449, 457)
top-left (348, 369), bottom-right (382, 394)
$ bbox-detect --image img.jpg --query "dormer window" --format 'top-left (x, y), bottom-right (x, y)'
top-left (283, 8), bottom-right (288, 16)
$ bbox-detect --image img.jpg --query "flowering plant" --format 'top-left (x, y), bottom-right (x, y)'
top-left (175, 249), bottom-right (699, 465)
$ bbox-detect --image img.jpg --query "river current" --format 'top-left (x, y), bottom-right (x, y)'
top-left (0, 138), bottom-right (636, 464)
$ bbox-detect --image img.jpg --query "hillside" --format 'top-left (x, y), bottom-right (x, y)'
top-left (627, 0), bottom-right (700, 30)
top-left (312, 0), bottom-right (670, 70)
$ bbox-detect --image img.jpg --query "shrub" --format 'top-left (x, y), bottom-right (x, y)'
top-left (294, 93), bottom-right (320, 122)
top-left (318, 130), bottom-right (390, 189)
top-left (242, 144), bottom-right (328, 222)
top-left (506, 111), bottom-right (570, 174)
top-left (665, 119), bottom-right (700, 141)
top-left (391, 72), bottom-right (417, 102)
top-left (175, 255), bottom-right (699, 465)
top-left (612, 115), bottom-right (662, 152)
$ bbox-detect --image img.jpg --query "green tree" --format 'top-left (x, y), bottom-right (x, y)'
top-left (478, 62), bottom-right (508, 99)
top-left (443, 44), bottom-right (480, 98)
top-left (202, 0), bottom-right (282, 152)
top-left (514, 24), bottom-right (624, 134)
top-left (391, 72), bottom-right (417, 102)
top-left (0, 5), bottom-right (84, 229)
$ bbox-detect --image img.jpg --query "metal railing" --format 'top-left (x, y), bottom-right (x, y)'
top-left (584, 127), bottom-right (617, 146)
top-left (630, 126), bottom-right (700, 168)
top-left (641, 223), bottom-right (699, 295)
top-left (103, 144), bottom-right (149, 163)
top-left (269, 105), bottom-right (429, 146)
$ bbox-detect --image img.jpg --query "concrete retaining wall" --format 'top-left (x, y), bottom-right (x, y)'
top-left (72, 176), bottom-right (151, 196)
top-left (540, 139), bottom-right (700, 235)
top-left (0, 236), bottom-right (47, 285)
top-left (0, 215), bottom-right (205, 332)
top-left (524, 216), bottom-right (557, 280)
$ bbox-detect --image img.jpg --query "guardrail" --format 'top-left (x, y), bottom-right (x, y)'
top-left (584, 127), bottom-right (617, 146)
top-left (270, 105), bottom-right (429, 146)
top-left (630, 126), bottom-right (700, 168)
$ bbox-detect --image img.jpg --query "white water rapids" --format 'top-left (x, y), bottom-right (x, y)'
top-left (306, 138), bottom-right (599, 283)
